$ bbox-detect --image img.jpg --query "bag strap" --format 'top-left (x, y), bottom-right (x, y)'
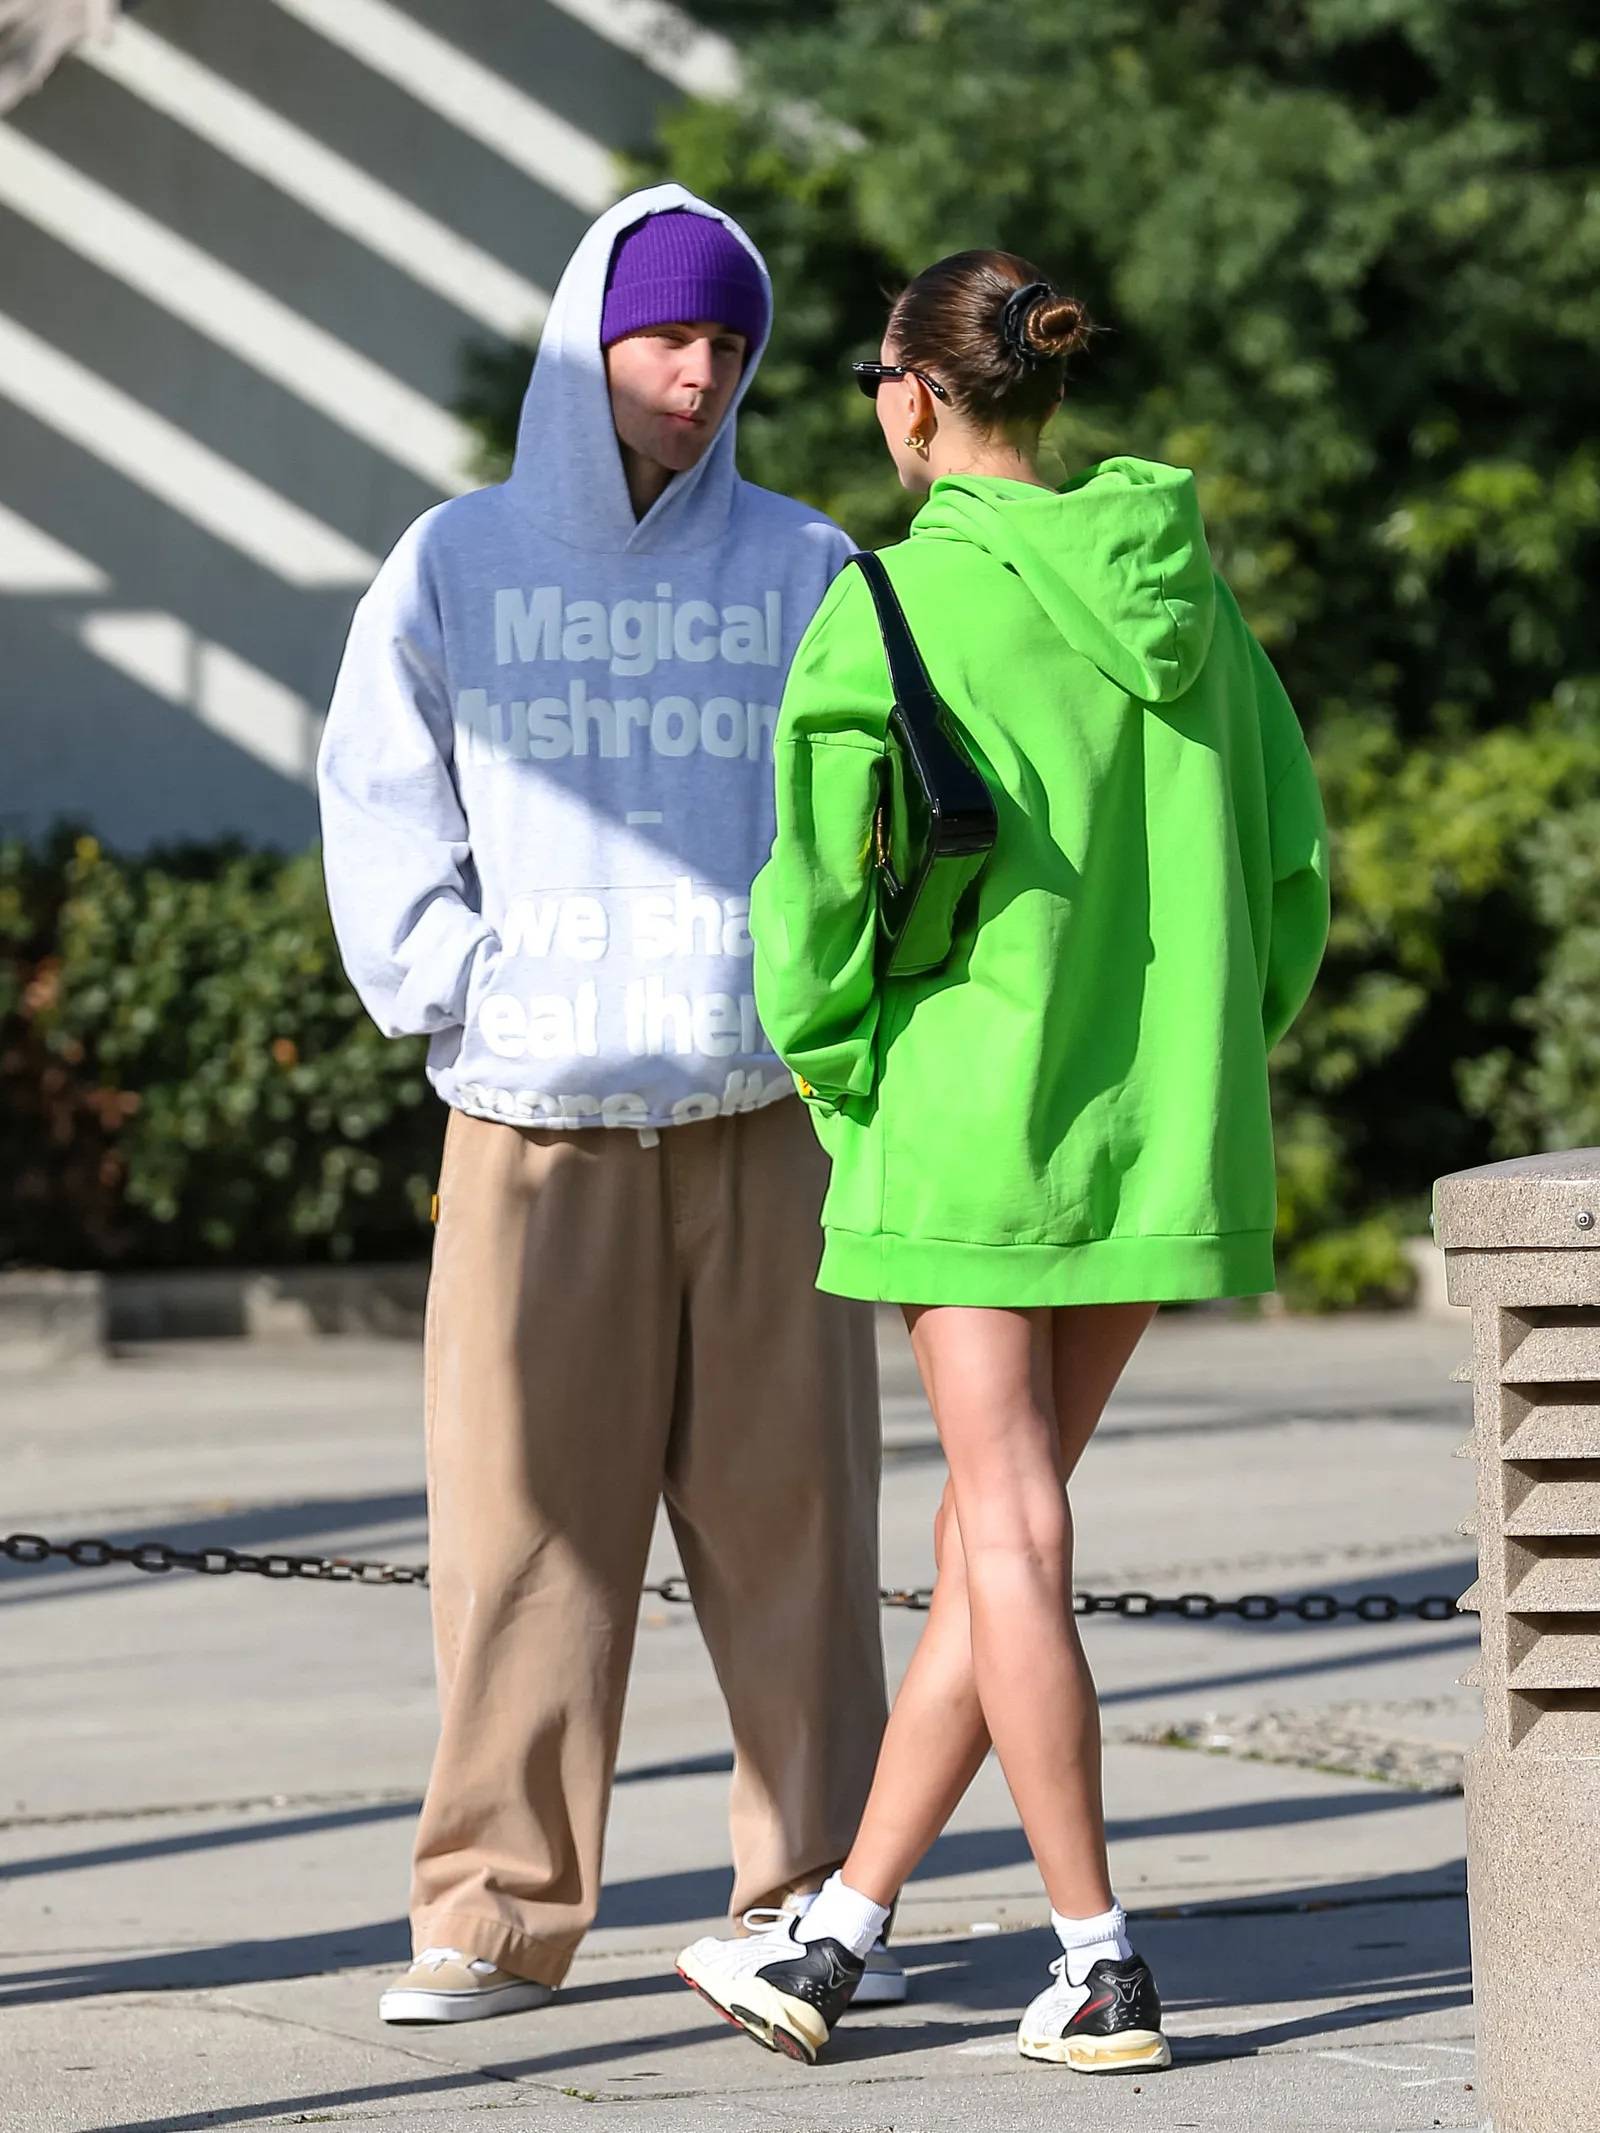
top-left (849, 551), bottom-right (942, 720)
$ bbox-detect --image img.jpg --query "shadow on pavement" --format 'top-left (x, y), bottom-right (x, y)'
top-left (0, 1797), bottom-right (420, 1886)
top-left (63, 1864), bottom-right (1470, 2133)
top-left (0, 1775), bottom-right (1443, 1921)
top-left (1098, 1625), bottom-right (1479, 1708)
top-left (1146, 1860), bottom-right (1472, 2057)
top-left (1, 1801), bottom-right (1460, 2006)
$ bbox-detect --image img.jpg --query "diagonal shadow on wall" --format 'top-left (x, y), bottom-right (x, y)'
top-left (0, 206), bottom-right (442, 550)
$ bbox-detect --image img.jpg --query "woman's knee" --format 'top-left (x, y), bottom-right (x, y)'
top-left (957, 1477), bottom-right (1071, 1571)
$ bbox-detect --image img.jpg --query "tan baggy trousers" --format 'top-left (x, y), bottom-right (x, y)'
top-left (412, 1099), bottom-right (886, 1986)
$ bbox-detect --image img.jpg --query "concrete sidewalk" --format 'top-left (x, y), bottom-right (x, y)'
top-left (3, 1312), bottom-right (1481, 2131)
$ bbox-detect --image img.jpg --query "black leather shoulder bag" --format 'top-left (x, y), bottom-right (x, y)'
top-left (849, 550), bottom-right (998, 977)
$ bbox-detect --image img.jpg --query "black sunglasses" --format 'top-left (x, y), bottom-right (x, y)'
top-left (852, 360), bottom-right (952, 404)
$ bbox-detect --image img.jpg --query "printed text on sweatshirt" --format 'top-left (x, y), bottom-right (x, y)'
top-left (317, 186), bottom-right (854, 1136)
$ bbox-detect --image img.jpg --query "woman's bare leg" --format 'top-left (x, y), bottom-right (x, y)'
top-left (839, 1473), bottom-right (989, 1905)
top-left (840, 1300), bottom-right (1155, 1912)
top-left (908, 1305), bottom-right (1100, 1914)
top-left (1027, 1302), bottom-right (1157, 1908)
top-left (1051, 1303), bottom-right (1158, 1484)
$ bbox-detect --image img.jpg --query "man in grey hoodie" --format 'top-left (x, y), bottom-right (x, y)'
top-left (318, 186), bottom-right (896, 2023)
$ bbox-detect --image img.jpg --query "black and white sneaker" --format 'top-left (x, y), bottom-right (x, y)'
top-left (676, 1914), bottom-right (864, 2063)
top-left (1016, 1950), bottom-right (1172, 2071)
top-left (765, 1893), bottom-right (908, 2005)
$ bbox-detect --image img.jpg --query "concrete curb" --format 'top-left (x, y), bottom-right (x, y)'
top-left (0, 1270), bottom-right (106, 1369)
top-left (0, 1263), bottom-right (430, 1352)
top-left (107, 1263), bottom-right (431, 1342)
top-left (1, 1240), bottom-right (1458, 1354)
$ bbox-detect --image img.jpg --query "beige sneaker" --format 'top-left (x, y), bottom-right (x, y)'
top-left (379, 1946), bottom-right (552, 2024)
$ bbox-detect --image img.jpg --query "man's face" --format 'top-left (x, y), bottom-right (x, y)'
top-left (605, 319), bottom-right (749, 475)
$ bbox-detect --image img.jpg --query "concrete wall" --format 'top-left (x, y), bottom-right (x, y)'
top-left (0, 0), bottom-right (732, 850)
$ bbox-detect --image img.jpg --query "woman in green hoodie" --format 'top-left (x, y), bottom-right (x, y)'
top-left (676, 252), bottom-right (1328, 2071)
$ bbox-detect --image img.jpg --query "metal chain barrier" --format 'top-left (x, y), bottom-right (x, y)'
top-left (0, 1531), bottom-right (429, 1587)
top-left (0, 1532), bottom-right (1462, 1621)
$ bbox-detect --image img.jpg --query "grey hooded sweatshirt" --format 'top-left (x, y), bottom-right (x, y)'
top-left (317, 185), bottom-right (853, 1136)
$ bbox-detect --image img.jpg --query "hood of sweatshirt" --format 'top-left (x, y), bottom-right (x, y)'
top-left (913, 458), bottom-right (1217, 703)
top-left (318, 188), bottom-right (855, 1138)
top-left (511, 183), bottom-right (772, 555)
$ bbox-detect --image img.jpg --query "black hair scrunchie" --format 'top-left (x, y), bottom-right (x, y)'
top-left (999, 280), bottom-right (1054, 365)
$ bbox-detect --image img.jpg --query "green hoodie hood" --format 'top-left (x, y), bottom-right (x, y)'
top-left (914, 457), bottom-right (1216, 704)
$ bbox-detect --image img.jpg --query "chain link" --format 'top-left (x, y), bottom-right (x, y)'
top-left (0, 1531), bottom-right (428, 1587)
top-left (0, 1532), bottom-right (1463, 1620)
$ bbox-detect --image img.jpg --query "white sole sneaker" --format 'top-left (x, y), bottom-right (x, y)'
top-left (676, 1943), bottom-right (831, 2064)
top-left (379, 1979), bottom-right (552, 2024)
top-left (1018, 2025), bottom-right (1172, 2071)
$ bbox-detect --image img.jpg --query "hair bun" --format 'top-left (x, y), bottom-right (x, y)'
top-left (890, 249), bottom-right (1094, 424)
top-left (1024, 292), bottom-right (1093, 360)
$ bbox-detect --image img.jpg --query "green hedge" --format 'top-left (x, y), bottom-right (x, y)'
top-left (6, 805), bottom-right (1598, 1296)
top-left (0, 833), bottom-right (439, 1269)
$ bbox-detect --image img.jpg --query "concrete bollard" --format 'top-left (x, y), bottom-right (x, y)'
top-left (1434, 1150), bottom-right (1600, 2133)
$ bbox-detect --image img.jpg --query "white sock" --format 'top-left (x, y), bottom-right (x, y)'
top-left (1051, 1901), bottom-right (1132, 1987)
top-left (795, 1873), bottom-right (890, 1960)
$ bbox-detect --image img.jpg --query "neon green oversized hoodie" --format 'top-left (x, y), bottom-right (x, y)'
top-left (749, 460), bottom-right (1328, 1306)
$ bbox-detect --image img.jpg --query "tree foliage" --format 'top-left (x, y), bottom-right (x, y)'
top-left (619, 0), bottom-right (1600, 1296)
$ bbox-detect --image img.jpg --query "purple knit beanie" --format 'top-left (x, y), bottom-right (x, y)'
top-left (600, 209), bottom-right (768, 352)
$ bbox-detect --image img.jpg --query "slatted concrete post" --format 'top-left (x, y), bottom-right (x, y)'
top-left (1434, 1151), bottom-right (1600, 2133)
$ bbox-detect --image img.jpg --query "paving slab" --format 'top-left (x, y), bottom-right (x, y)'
top-left (0, 1743), bottom-right (1464, 1983)
top-left (2, 1311), bottom-right (1483, 2131)
top-left (3, 1892), bottom-right (1476, 2133)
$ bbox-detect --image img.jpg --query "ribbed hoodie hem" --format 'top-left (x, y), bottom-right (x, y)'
top-left (817, 1228), bottom-right (1276, 1306)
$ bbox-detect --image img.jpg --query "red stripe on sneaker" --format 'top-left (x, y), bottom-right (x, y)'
top-left (1070, 1994), bottom-right (1114, 2024)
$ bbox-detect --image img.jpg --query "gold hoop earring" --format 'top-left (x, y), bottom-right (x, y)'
top-left (904, 433), bottom-right (927, 454)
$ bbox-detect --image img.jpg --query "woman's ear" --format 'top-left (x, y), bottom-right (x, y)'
top-left (903, 375), bottom-right (937, 451)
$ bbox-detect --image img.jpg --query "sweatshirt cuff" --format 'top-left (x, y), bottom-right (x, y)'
top-left (460, 928), bottom-right (505, 1031)
top-left (389, 903), bottom-right (499, 1035)
top-left (795, 1072), bottom-right (838, 1115)
top-left (795, 1073), bottom-right (871, 1125)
